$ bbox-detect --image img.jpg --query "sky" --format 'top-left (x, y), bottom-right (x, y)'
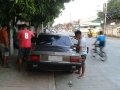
top-left (53, 0), bottom-right (108, 26)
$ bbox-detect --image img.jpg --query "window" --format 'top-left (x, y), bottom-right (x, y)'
top-left (37, 35), bottom-right (72, 47)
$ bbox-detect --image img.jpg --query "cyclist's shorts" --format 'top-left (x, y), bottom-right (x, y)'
top-left (99, 41), bottom-right (105, 47)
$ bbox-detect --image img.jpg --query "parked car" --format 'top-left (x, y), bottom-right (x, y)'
top-left (27, 33), bottom-right (81, 72)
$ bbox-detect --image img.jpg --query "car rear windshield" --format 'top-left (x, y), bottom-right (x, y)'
top-left (36, 35), bottom-right (72, 47)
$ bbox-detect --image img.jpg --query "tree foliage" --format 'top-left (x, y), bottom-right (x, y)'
top-left (107, 0), bottom-right (120, 20)
top-left (0, 0), bottom-right (71, 26)
top-left (97, 12), bottom-right (104, 20)
top-left (31, 0), bottom-right (68, 27)
top-left (97, 0), bottom-right (120, 23)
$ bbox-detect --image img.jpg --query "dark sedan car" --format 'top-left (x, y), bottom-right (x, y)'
top-left (27, 33), bottom-right (81, 72)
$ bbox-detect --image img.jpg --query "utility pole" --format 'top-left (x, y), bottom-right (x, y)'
top-left (103, 3), bottom-right (107, 34)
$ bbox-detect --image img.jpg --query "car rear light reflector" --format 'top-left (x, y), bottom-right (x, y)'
top-left (70, 56), bottom-right (80, 62)
top-left (30, 55), bottom-right (40, 62)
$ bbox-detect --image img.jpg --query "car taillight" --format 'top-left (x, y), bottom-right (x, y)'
top-left (70, 56), bottom-right (80, 62)
top-left (30, 55), bottom-right (40, 62)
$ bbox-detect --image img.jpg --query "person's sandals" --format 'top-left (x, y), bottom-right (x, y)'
top-left (77, 74), bottom-right (84, 79)
top-left (75, 70), bottom-right (80, 74)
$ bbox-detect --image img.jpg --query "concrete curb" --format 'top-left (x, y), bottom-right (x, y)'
top-left (49, 72), bottom-right (55, 90)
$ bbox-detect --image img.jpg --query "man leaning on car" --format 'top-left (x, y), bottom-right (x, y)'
top-left (72, 30), bottom-right (88, 77)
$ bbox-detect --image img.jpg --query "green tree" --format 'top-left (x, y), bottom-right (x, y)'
top-left (97, 11), bottom-right (104, 21)
top-left (0, 0), bottom-right (35, 25)
top-left (30, 0), bottom-right (70, 27)
top-left (107, 0), bottom-right (120, 20)
top-left (0, 0), bottom-right (71, 27)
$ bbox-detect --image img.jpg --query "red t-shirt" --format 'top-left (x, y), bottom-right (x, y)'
top-left (18, 29), bottom-right (34, 48)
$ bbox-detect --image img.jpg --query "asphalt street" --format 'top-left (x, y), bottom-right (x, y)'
top-left (55, 37), bottom-right (120, 90)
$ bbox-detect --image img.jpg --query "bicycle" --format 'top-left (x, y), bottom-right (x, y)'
top-left (91, 44), bottom-right (107, 61)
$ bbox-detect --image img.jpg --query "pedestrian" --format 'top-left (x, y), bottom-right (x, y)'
top-left (72, 30), bottom-right (88, 77)
top-left (0, 26), bottom-right (2, 64)
top-left (0, 24), bottom-right (9, 67)
top-left (17, 24), bottom-right (34, 71)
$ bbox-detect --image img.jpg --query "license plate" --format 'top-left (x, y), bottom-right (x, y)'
top-left (49, 56), bottom-right (62, 62)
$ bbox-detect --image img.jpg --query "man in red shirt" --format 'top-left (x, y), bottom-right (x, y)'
top-left (17, 24), bottom-right (34, 70)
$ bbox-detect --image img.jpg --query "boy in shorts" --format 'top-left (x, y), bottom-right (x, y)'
top-left (17, 24), bottom-right (34, 71)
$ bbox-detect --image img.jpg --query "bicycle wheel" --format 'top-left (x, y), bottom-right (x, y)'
top-left (91, 49), bottom-right (96, 57)
top-left (99, 51), bottom-right (107, 61)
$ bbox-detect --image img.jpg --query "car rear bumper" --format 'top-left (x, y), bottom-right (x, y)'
top-left (26, 61), bottom-right (81, 71)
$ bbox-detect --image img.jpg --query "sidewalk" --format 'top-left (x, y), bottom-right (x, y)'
top-left (0, 56), bottom-right (55, 90)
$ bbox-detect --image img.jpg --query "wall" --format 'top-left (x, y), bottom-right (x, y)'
top-left (104, 23), bottom-right (120, 37)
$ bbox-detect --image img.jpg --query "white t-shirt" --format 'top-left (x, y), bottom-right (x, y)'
top-left (72, 37), bottom-right (87, 55)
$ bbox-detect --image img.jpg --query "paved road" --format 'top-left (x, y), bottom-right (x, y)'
top-left (55, 37), bottom-right (120, 90)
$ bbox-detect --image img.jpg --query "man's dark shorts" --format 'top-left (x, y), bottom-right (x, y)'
top-left (99, 41), bottom-right (105, 47)
top-left (81, 55), bottom-right (87, 66)
top-left (18, 48), bottom-right (31, 60)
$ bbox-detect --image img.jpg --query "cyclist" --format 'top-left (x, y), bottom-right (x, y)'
top-left (93, 31), bottom-right (106, 52)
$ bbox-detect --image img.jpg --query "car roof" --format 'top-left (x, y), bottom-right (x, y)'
top-left (38, 33), bottom-right (70, 37)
